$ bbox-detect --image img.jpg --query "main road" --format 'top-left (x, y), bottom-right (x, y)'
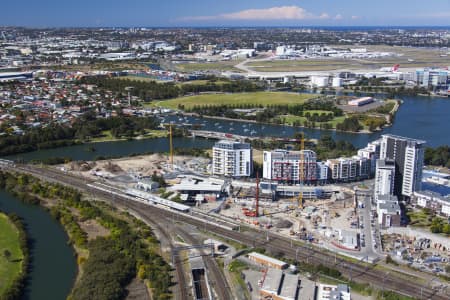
top-left (7, 163), bottom-right (449, 300)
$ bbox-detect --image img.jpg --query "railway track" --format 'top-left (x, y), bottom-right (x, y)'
top-left (175, 225), bottom-right (233, 300)
top-left (9, 164), bottom-right (449, 300)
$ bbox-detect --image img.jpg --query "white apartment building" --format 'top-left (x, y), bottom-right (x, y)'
top-left (212, 140), bottom-right (252, 177)
top-left (263, 149), bottom-right (317, 182)
top-left (374, 159), bottom-right (396, 201)
top-left (357, 139), bottom-right (381, 175)
top-left (325, 157), bottom-right (369, 182)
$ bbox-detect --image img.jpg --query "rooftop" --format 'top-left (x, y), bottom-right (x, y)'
top-left (382, 134), bottom-right (426, 145)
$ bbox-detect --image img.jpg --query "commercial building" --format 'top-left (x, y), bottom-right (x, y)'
top-left (374, 159), bottom-right (396, 201)
top-left (348, 96), bottom-right (374, 106)
top-left (316, 284), bottom-right (350, 300)
top-left (380, 134), bottom-right (425, 198)
top-left (377, 194), bottom-right (401, 227)
top-left (260, 268), bottom-right (300, 300)
top-left (414, 69), bottom-right (449, 90)
top-left (338, 230), bottom-right (359, 249)
top-left (248, 252), bottom-right (288, 270)
top-left (212, 140), bottom-right (252, 177)
top-left (263, 150), bottom-right (317, 183)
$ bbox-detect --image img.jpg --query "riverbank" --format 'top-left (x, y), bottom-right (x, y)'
top-left (0, 212), bottom-right (28, 299)
top-left (88, 129), bottom-right (168, 143)
top-left (0, 170), bottom-right (172, 300)
top-left (200, 114), bottom-right (374, 134)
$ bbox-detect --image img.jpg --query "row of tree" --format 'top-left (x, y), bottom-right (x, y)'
top-left (80, 76), bottom-right (262, 101)
top-left (0, 172), bottom-right (173, 300)
top-left (424, 146), bottom-right (450, 168)
top-left (0, 114), bottom-right (161, 156)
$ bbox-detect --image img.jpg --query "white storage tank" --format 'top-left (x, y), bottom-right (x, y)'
top-left (332, 77), bottom-right (343, 87)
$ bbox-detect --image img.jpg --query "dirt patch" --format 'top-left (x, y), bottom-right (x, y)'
top-left (79, 219), bottom-right (110, 240)
top-left (125, 277), bottom-right (150, 300)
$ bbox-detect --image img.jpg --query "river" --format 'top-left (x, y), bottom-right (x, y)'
top-left (5, 95), bottom-right (450, 164)
top-left (0, 190), bottom-right (77, 300)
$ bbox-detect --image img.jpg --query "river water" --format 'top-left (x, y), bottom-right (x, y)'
top-left (0, 190), bottom-right (76, 300)
top-left (7, 95), bottom-right (449, 163)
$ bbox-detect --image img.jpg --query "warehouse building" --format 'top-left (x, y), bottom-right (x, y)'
top-left (248, 252), bottom-right (288, 270)
top-left (260, 268), bottom-right (300, 300)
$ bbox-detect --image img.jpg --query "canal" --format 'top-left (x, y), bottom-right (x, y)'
top-left (0, 190), bottom-right (77, 300)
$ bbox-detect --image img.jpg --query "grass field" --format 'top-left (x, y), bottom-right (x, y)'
top-left (0, 213), bottom-right (24, 295)
top-left (282, 114), bottom-right (346, 128)
top-left (151, 92), bottom-right (314, 109)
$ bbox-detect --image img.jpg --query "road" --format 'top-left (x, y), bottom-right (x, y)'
top-left (7, 163), bottom-right (450, 300)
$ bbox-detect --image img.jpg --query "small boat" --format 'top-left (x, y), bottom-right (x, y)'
top-left (230, 127), bottom-right (234, 131)
top-left (214, 122), bottom-right (219, 126)
top-left (250, 130), bottom-right (256, 135)
top-left (244, 128), bottom-right (249, 132)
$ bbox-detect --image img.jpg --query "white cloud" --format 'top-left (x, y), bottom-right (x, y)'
top-left (334, 14), bottom-right (343, 20)
top-left (181, 6), bottom-right (334, 21)
top-left (351, 15), bottom-right (361, 20)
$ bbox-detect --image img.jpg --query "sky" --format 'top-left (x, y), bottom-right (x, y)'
top-left (1, 0), bottom-right (450, 27)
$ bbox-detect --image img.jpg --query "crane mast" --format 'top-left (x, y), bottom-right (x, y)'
top-left (299, 133), bottom-right (305, 210)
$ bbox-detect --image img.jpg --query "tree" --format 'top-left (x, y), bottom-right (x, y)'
top-left (3, 249), bottom-right (11, 261)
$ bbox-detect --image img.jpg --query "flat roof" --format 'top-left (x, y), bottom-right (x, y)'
top-left (279, 273), bottom-right (299, 299)
top-left (261, 268), bottom-right (282, 294)
top-left (382, 134), bottom-right (426, 145)
top-left (248, 252), bottom-right (287, 267)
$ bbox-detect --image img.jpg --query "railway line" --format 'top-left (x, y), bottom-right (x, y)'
top-left (7, 164), bottom-right (450, 300)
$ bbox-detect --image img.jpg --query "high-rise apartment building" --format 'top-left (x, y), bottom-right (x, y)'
top-left (374, 159), bottom-right (396, 201)
top-left (380, 134), bottom-right (425, 198)
top-left (212, 140), bottom-right (252, 177)
top-left (263, 149), bottom-right (317, 182)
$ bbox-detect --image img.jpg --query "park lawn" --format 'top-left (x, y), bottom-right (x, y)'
top-left (0, 213), bottom-right (24, 295)
top-left (407, 209), bottom-right (433, 227)
top-left (325, 116), bottom-right (347, 128)
top-left (304, 110), bottom-right (334, 115)
top-left (282, 115), bottom-right (307, 125)
top-left (282, 114), bottom-right (347, 128)
top-left (152, 92), bottom-right (314, 110)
